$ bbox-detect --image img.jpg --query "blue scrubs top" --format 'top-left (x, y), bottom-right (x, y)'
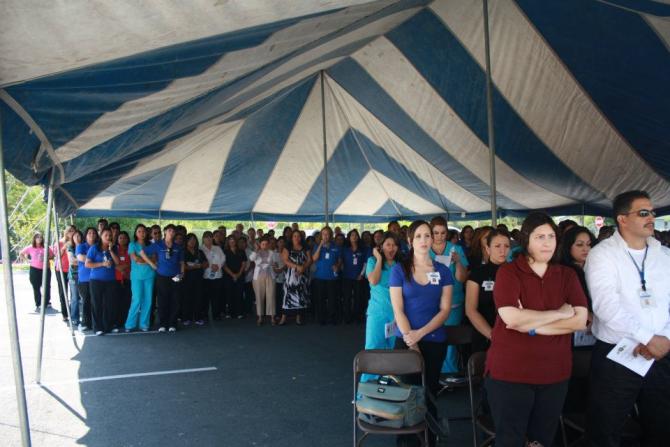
top-left (76, 242), bottom-right (91, 283)
top-left (389, 262), bottom-right (453, 342)
top-left (365, 257), bottom-right (396, 320)
top-left (429, 242), bottom-right (468, 306)
top-left (342, 246), bottom-right (366, 280)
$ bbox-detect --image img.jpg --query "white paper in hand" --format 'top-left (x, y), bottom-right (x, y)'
top-left (606, 337), bottom-right (654, 376)
top-left (434, 254), bottom-right (452, 266)
top-left (384, 321), bottom-right (397, 339)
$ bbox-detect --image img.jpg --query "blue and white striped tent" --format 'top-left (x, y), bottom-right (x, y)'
top-left (1, 0), bottom-right (669, 221)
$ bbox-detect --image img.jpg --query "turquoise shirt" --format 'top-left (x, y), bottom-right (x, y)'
top-left (365, 257), bottom-right (396, 321)
top-left (429, 242), bottom-right (469, 306)
top-left (129, 241), bottom-right (156, 281)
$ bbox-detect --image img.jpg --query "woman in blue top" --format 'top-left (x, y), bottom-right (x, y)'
top-left (429, 216), bottom-right (468, 374)
top-left (125, 224), bottom-right (156, 332)
top-left (311, 226), bottom-right (342, 325)
top-left (390, 220), bottom-right (453, 426)
top-left (361, 231), bottom-right (401, 382)
top-left (140, 224), bottom-right (184, 333)
top-left (75, 227), bottom-right (97, 331)
top-left (341, 229), bottom-right (366, 324)
top-left (85, 228), bottom-right (120, 335)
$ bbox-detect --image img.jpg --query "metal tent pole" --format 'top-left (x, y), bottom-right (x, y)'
top-left (35, 169), bottom-right (55, 384)
top-left (52, 206), bottom-right (74, 335)
top-left (321, 70), bottom-right (329, 227)
top-left (0, 105), bottom-right (32, 446)
top-left (483, 0), bottom-right (498, 227)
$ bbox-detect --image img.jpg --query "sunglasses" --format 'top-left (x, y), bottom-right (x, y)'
top-left (624, 209), bottom-right (656, 218)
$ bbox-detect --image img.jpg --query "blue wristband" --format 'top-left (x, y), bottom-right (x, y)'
top-left (528, 329), bottom-right (537, 336)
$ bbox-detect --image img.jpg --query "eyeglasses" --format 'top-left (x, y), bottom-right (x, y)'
top-left (624, 209), bottom-right (656, 218)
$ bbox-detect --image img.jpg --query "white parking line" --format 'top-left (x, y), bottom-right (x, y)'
top-left (0, 367), bottom-right (217, 391)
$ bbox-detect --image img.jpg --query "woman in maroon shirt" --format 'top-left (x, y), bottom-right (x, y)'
top-left (486, 212), bottom-right (588, 446)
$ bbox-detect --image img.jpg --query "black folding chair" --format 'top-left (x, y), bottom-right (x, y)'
top-left (353, 349), bottom-right (429, 447)
top-left (468, 351), bottom-right (495, 447)
top-left (437, 325), bottom-right (474, 397)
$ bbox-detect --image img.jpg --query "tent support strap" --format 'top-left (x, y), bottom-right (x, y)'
top-left (35, 169), bottom-right (55, 384)
top-left (321, 70), bottom-right (329, 226)
top-left (483, 0), bottom-right (497, 226)
top-left (0, 104), bottom-right (32, 446)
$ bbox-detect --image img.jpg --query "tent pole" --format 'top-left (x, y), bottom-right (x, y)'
top-left (483, 0), bottom-right (497, 227)
top-left (0, 106), bottom-right (32, 446)
top-left (52, 206), bottom-right (74, 335)
top-left (321, 70), bottom-right (329, 227)
top-left (580, 203), bottom-right (585, 226)
top-left (35, 169), bottom-right (55, 384)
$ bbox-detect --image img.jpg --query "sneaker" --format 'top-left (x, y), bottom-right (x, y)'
top-left (140, 328), bottom-right (149, 332)
top-left (158, 327), bottom-right (166, 333)
top-left (182, 320), bottom-right (191, 326)
top-left (225, 314), bottom-right (232, 319)
top-left (124, 328), bottom-right (132, 333)
top-left (111, 328), bottom-right (119, 333)
top-left (168, 327), bottom-right (176, 333)
top-left (95, 331), bottom-right (103, 336)
top-left (78, 325), bottom-right (88, 332)
top-left (34, 306), bottom-right (40, 313)
top-left (195, 320), bottom-right (205, 326)
top-left (237, 315), bottom-right (244, 320)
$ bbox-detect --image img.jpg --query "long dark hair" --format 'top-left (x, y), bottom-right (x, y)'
top-left (558, 226), bottom-right (595, 266)
top-left (32, 233), bottom-right (44, 248)
top-left (380, 231), bottom-right (402, 270)
top-left (401, 220), bottom-right (431, 280)
top-left (133, 223), bottom-right (147, 242)
top-left (97, 228), bottom-right (112, 251)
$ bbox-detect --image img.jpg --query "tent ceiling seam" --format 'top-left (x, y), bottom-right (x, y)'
top-left (0, 89), bottom-right (65, 184)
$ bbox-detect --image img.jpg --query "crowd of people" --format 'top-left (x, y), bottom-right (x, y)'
top-left (19, 189), bottom-right (670, 446)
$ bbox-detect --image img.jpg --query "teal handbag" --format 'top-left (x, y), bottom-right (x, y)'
top-left (356, 378), bottom-right (426, 428)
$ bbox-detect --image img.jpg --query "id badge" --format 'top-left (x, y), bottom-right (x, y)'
top-left (384, 321), bottom-right (397, 339)
top-left (325, 252), bottom-right (330, 260)
top-left (353, 256), bottom-right (358, 266)
top-left (639, 289), bottom-right (656, 308)
top-left (120, 256), bottom-right (126, 261)
top-left (482, 280), bottom-right (494, 292)
top-left (427, 272), bottom-right (441, 285)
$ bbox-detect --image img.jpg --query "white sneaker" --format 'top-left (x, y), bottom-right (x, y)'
top-left (95, 331), bottom-right (103, 336)
top-left (237, 315), bottom-right (244, 319)
top-left (182, 320), bottom-right (191, 326)
top-left (168, 327), bottom-right (176, 333)
top-left (111, 328), bottom-right (119, 333)
top-left (34, 307), bottom-right (40, 313)
top-left (78, 325), bottom-right (88, 332)
top-left (158, 327), bottom-right (166, 333)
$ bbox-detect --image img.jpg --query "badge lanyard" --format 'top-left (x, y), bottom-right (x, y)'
top-left (626, 245), bottom-right (648, 291)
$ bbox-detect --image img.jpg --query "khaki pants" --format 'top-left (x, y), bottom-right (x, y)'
top-left (253, 274), bottom-right (275, 317)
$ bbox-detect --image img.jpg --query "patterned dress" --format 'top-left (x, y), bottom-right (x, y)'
top-left (283, 248), bottom-right (310, 310)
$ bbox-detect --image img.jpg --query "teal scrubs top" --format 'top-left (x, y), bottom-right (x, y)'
top-left (365, 257), bottom-right (396, 320)
top-left (429, 242), bottom-right (469, 306)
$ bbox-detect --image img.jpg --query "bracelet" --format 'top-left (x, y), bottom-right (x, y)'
top-left (528, 329), bottom-right (537, 336)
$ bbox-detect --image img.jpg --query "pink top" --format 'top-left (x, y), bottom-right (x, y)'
top-left (21, 246), bottom-right (53, 269)
top-left (53, 241), bottom-right (69, 272)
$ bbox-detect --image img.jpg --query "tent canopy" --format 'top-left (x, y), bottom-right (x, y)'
top-left (1, 0), bottom-right (669, 221)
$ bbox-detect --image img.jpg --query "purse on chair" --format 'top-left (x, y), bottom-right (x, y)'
top-left (355, 376), bottom-right (427, 428)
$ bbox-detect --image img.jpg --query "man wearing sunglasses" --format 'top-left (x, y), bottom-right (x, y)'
top-left (585, 190), bottom-right (670, 446)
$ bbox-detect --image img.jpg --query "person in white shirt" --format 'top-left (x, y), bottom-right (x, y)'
top-left (200, 231), bottom-right (225, 323)
top-left (585, 190), bottom-right (670, 446)
top-left (249, 236), bottom-right (277, 326)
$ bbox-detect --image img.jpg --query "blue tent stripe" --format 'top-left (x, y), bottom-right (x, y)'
top-left (0, 101), bottom-right (42, 185)
top-left (516, 0), bottom-right (670, 181)
top-left (299, 128), bottom-right (464, 214)
top-left (386, 9), bottom-right (606, 203)
top-left (327, 58), bottom-right (522, 210)
top-left (5, 19), bottom-right (302, 150)
top-left (109, 166), bottom-right (176, 211)
top-left (209, 76), bottom-right (317, 213)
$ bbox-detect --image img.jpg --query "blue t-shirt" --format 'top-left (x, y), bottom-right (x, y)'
top-left (75, 242), bottom-right (91, 283)
top-left (144, 240), bottom-right (184, 277)
top-left (389, 262), bottom-right (453, 342)
top-left (342, 246), bottom-right (366, 280)
top-left (128, 241), bottom-right (155, 281)
top-left (86, 245), bottom-right (116, 281)
top-left (312, 243), bottom-right (341, 280)
top-left (429, 242), bottom-right (469, 306)
top-left (365, 257), bottom-right (396, 320)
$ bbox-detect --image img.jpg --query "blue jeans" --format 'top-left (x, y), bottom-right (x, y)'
top-left (125, 277), bottom-right (154, 330)
top-left (69, 279), bottom-right (80, 325)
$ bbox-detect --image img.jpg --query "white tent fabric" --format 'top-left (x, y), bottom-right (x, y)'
top-left (2, 0), bottom-right (669, 221)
